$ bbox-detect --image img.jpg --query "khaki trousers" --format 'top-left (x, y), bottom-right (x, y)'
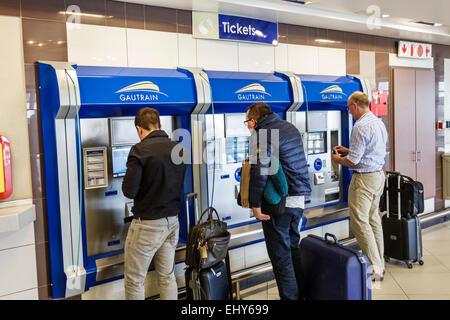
top-left (348, 171), bottom-right (385, 274)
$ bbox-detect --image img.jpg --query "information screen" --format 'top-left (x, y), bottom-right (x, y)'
top-left (307, 131), bottom-right (327, 155)
top-left (112, 146), bottom-right (132, 178)
top-left (225, 136), bottom-right (249, 164)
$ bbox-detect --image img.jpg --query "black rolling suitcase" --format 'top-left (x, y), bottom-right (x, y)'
top-left (185, 261), bottom-right (230, 300)
top-left (382, 171), bottom-right (424, 269)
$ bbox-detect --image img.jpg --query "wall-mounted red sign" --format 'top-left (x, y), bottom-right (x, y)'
top-left (370, 90), bottom-right (388, 117)
top-left (398, 41), bottom-right (432, 59)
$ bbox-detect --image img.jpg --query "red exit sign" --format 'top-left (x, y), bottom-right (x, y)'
top-left (398, 41), bottom-right (432, 59)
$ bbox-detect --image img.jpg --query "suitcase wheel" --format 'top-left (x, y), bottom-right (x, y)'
top-left (419, 260), bottom-right (424, 266)
top-left (407, 262), bottom-right (413, 269)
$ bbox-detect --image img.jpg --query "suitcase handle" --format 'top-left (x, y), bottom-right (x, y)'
top-left (386, 171), bottom-right (400, 176)
top-left (324, 233), bottom-right (338, 245)
top-left (185, 192), bottom-right (199, 234)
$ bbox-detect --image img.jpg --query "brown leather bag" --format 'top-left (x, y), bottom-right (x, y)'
top-left (185, 207), bottom-right (231, 270)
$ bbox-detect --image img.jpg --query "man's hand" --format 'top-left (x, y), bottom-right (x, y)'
top-left (331, 152), bottom-right (341, 164)
top-left (333, 146), bottom-right (349, 156)
top-left (252, 207), bottom-right (271, 221)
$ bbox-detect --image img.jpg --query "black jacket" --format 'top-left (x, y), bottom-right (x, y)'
top-left (249, 113), bottom-right (311, 208)
top-left (122, 130), bottom-right (187, 220)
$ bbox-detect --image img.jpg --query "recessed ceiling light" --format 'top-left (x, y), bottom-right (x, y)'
top-left (412, 20), bottom-right (443, 27)
top-left (315, 39), bottom-right (342, 44)
top-left (382, 14), bottom-right (390, 18)
top-left (59, 11), bottom-right (113, 19)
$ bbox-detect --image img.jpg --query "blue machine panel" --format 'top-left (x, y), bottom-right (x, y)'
top-left (75, 66), bottom-right (197, 117)
top-left (298, 74), bottom-right (362, 111)
top-left (37, 63), bottom-right (197, 298)
top-left (206, 70), bottom-right (292, 114)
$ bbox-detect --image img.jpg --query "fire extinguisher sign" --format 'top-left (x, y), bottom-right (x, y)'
top-left (398, 41), bottom-right (432, 59)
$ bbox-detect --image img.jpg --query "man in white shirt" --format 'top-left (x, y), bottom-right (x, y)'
top-left (332, 91), bottom-right (388, 281)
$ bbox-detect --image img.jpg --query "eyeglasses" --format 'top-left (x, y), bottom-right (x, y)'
top-left (243, 119), bottom-right (254, 126)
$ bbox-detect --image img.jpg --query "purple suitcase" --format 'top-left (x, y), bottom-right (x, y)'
top-left (299, 233), bottom-right (372, 300)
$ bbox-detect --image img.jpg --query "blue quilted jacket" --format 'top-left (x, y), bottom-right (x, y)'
top-left (249, 113), bottom-right (311, 208)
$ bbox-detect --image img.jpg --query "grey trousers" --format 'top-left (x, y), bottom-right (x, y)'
top-left (124, 216), bottom-right (179, 300)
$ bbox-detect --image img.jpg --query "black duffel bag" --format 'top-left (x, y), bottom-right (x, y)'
top-left (185, 207), bottom-right (231, 270)
top-left (379, 171), bottom-right (424, 217)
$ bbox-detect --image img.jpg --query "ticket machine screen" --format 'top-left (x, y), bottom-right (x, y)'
top-left (112, 145), bottom-right (132, 177)
top-left (307, 131), bottom-right (327, 155)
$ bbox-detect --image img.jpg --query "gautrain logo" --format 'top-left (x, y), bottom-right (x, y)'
top-left (235, 83), bottom-right (271, 101)
top-left (319, 85), bottom-right (346, 100)
top-left (115, 81), bottom-right (168, 102)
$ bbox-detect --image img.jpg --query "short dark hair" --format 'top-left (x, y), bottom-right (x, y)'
top-left (246, 102), bottom-right (272, 121)
top-left (135, 107), bottom-right (161, 130)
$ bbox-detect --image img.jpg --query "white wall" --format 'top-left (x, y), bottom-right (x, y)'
top-left (389, 53), bottom-right (434, 69)
top-left (0, 224), bottom-right (38, 299)
top-left (66, 23), bottom-right (346, 75)
top-left (359, 51), bottom-right (376, 91)
top-left (0, 16), bottom-right (37, 300)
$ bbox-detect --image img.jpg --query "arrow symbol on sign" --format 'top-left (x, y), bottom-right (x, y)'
top-left (402, 44), bottom-right (407, 54)
top-left (426, 46), bottom-right (430, 57)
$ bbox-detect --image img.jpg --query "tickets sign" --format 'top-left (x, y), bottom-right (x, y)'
top-left (193, 12), bottom-right (278, 45)
top-left (398, 41), bottom-right (432, 59)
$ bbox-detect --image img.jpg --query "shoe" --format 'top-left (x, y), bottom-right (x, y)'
top-left (371, 273), bottom-right (384, 282)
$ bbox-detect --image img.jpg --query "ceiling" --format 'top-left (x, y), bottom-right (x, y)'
top-left (117, 0), bottom-right (450, 45)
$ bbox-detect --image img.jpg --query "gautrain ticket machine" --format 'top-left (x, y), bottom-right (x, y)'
top-left (285, 73), bottom-right (370, 228)
top-left (38, 61), bottom-right (369, 299)
top-left (37, 63), bottom-right (201, 299)
top-left (197, 70), bottom-right (293, 227)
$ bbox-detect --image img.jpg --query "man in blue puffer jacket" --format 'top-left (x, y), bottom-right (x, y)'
top-left (245, 102), bottom-right (311, 300)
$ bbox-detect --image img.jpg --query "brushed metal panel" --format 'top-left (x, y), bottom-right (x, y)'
top-left (80, 118), bottom-right (130, 257)
top-left (204, 113), bottom-right (254, 226)
top-left (303, 203), bottom-right (349, 228)
top-left (305, 111), bottom-right (342, 208)
top-left (80, 116), bottom-right (176, 257)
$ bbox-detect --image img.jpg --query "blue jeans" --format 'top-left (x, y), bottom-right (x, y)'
top-left (262, 207), bottom-right (303, 300)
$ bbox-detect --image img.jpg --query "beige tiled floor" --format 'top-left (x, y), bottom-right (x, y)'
top-left (241, 220), bottom-right (450, 300)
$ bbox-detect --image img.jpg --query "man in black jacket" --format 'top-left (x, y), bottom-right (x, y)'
top-left (122, 107), bottom-right (186, 300)
top-left (246, 102), bottom-right (311, 300)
